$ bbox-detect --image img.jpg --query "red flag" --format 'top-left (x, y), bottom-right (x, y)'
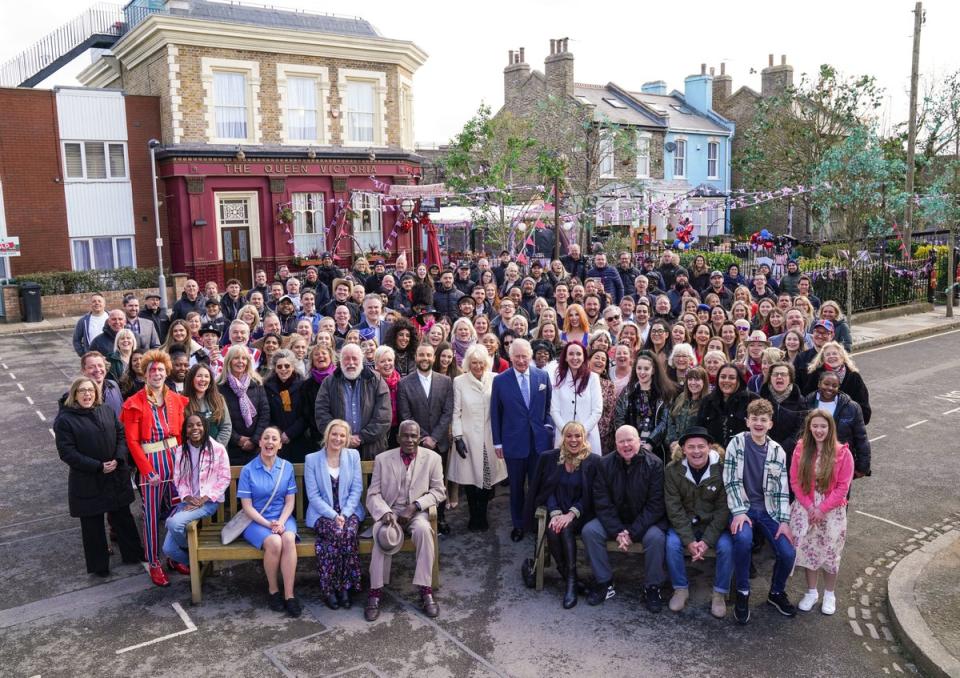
top-left (525, 236), bottom-right (535, 246)
top-left (516, 252), bottom-right (528, 265)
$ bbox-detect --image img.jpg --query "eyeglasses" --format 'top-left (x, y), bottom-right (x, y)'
top-left (76, 387), bottom-right (96, 394)
top-left (606, 315), bottom-right (622, 321)
top-left (650, 329), bottom-right (666, 335)
top-left (275, 364), bottom-right (293, 370)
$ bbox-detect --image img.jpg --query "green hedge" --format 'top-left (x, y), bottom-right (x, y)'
top-left (678, 251), bottom-right (741, 273)
top-left (13, 268), bottom-right (160, 295)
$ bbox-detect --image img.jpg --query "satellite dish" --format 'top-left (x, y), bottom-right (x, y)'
top-left (664, 141), bottom-right (677, 153)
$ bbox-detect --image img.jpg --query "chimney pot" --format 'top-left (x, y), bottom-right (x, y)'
top-left (519, 47), bottom-right (525, 63)
top-left (565, 38), bottom-right (570, 51)
top-left (768, 54), bottom-right (774, 67)
top-left (701, 63), bottom-right (707, 75)
top-left (508, 50), bottom-right (514, 65)
top-left (550, 39), bottom-right (556, 55)
top-left (709, 67), bottom-right (715, 75)
top-left (781, 54), bottom-right (787, 65)
top-left (720, 62), bottom-right (726, 75)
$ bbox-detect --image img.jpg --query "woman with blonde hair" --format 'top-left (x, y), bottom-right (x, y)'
top-left (789, 410), bottom-right (854, 615)
top-left (666, 342), bottom-right (696, 386)
top-left (305, 419), bottom-right (364, 610)
top-left (218, 344), bottom-right (269, 464)
top-left (450, 317), bottom-right (477, 366)
top-left (107, 327), bottom-right (138, 382)
top-left (793, 295), bottom-right (816, 331)
top-left (818, 300), bottom-right (852, 352)
top-left (236, 304), bottom-right (261, 336)
top-left (451, 344), bottom-right (508, 531)
top-left (805, 341), bottom-right (871, 424)
top-left (524, 420), bottom-right (598, 609)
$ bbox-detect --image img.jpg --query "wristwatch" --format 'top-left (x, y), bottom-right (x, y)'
top-left (414, 500), bottom-right (423, 512)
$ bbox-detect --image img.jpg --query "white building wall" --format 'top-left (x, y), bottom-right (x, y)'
top-left (64, 183), bottom-right (135, 237)
top-left (56, 88), bottom-right (128, 141)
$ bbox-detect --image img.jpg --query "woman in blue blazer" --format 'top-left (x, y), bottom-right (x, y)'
top-left (304, 418), bottom-right (365, 610)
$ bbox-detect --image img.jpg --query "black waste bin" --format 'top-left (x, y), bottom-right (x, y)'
top-left (19, 282), bottom-right (43, 323)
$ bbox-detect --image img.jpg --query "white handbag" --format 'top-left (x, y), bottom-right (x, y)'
top-left (221, 460), bottom-right (285, 545)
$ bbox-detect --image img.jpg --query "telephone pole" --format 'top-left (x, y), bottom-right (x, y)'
top-left (904, 1), bottom-right (923, 252)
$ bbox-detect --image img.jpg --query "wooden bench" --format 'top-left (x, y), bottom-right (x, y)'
top-left (185, 460), bottom-right (439, 604)
top-left (533, 507), bottom-right (713, 592)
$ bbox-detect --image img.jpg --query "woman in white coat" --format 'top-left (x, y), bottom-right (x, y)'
top-left (549, 342), bottom-right (604, 455)
top-left (450, 344), bottom-right (508, 531)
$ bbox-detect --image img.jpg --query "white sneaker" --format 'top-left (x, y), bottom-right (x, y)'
top-left (822, 592), bottom-right (836, 615)
top-left (798, 590), bottom-right (819, 612)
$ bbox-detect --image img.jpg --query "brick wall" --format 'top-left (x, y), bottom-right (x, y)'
top-left (0, 88), bottom-right (70, 275)
top-left (120, 51), bottom-right (175, 144)
top-left (125, 95), bottom-right (170, 269)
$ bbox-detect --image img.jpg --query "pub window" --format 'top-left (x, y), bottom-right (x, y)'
top-left (351, 192), bottom-right (382, 250)
top-left (292, 192), bottom-right (326, 254)
top-left (287, 76), bottom-right (318, 142)
top-left (213, 70), bottom-right (248, 140)
top-left (346, 80), bottom-right (375, 143)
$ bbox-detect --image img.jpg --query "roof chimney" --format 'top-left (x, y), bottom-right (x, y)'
top-left (713, 61), bottom-right (732, 103)
top-left (761, 53), bottom-right (793, 97)
top-left (544, 37), bottom-right (574, 99)
top-left (685, 65), bottom-right (713, 113)
top-left (640, 80), bottom-right (667, 96)
top-left (504, 45), bottom-right (531, 109)
top-left (701, 63), bottom-right (707, 75)
top-left (550, 39), bottom-right (556, 55)
top-left (768, 54), bottom-right (774, 67)
top-left (519, 47), bottom-right (525, 63)
top-left (781, 54), bottom-right (787, 65)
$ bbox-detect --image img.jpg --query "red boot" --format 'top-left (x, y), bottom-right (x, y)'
top-left (149, 563), bottom-right (170, 587)
top-left (167, 558), bottom-right (190, 576)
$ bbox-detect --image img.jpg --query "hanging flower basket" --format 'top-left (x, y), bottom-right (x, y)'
top-left (278, 207), bottom-right (295, 225)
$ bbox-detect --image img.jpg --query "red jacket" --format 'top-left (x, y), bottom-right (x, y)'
top-left (120, 387), bottom-right (188, 475)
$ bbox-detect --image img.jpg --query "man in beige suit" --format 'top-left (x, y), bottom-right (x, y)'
top-left (365, 420), bottom-right (446, 622)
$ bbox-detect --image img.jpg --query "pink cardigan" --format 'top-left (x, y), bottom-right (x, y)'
top-left (789, 442), bottom-right (854, 513)
top-left (172, 439), bottom-right (232, 504)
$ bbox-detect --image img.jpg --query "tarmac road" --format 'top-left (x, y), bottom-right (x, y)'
top-left (1, 329), bottom-right (957, 678)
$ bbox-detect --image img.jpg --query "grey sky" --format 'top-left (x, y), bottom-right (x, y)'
top-left (2, 0), bottom-right (958, 145)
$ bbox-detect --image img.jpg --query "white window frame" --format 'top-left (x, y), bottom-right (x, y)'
top-left (673, 137), bottom-right (687, 178)
top-left (337, 68), bottom-right (388, 147)
top-left (277, 64), bottom-right (330, 145)
top-left (598, 130), bottom-right (615, 178)
top-left (398, 74), bottom-right (414, 150)
top-left (291, 192), bottom-right (326, 255)
top-left (70, 235), bottom-right (136, 271)
top-left (707, 139), bottom-right (720, 179)
top-left (636, 132), bottom-right (651, 179)
top-left (351, 192), bottom-right (383, 250)
top-left (202, 58), bottom-right (261, 144)
top-left (0, 180), bottom-right (8, 278)
top-left (62, 141), bottom-right (128, 182)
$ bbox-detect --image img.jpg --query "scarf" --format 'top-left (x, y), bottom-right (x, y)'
top-left (311, 363), bottom-right (335, 384)
top-left (382, 369), bottom-right (401, 425)
top-left (276, 374), bottom-right (296, 413)
top-left (769, 386), bottom-right (792, 404)
top-left (451, 337), bottom-right (475, 365)
top-left (227, 373), bottom-right (256, 427)
top-left (825, 363), bottom-right (847, 383)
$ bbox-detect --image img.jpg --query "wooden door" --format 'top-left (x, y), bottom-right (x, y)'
top-left (222, 227), bottom-right (251, 286)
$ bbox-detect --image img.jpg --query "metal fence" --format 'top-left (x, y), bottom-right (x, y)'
top-left (803, 258), bottom-right (933, 314)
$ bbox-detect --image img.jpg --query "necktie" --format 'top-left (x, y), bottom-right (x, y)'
top-left (520, 371), bottom-right (530, 409)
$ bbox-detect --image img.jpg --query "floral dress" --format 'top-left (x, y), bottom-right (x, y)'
top-left (597, 377), bottom-right (618, 454)
top-left (790, 458), bottom-right (848, 575)
top-left (314, 474), bottom-right (362, 596)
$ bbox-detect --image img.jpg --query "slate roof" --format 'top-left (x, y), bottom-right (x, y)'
top-left (572, 84), bottom-right (664, 128)
top-left (162, 0), bottom-right (381, 37)
top-left (628, 91), bottom-right (731, 135)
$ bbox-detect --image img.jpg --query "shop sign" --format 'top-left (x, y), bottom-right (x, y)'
top-left (0, 237), bottom-right (20, 256)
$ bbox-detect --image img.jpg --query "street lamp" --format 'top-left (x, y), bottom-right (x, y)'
top-left (400, 198), bottom-right (416, 217)
top-left (553, 151), bottom-right (567, 259)
top-left (148, 139), bottom-right (168, 313)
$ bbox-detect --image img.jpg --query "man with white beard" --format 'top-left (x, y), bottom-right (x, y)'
top-left (313, 344), bottom-right (392, 460)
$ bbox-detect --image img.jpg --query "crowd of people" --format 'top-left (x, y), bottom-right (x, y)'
top-left (54, 246), bottom-right (872, 624)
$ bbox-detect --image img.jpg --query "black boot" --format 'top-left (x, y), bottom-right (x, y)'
top-left (560, 527), bottom-right (578, 609)
top-left (545, 529), bottom-right (565, 577)
top-left (477, 489), bottom-right (492, 531)
top-left (464, 486), bottom-right (479, 531)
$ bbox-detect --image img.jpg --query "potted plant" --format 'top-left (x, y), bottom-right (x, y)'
top-left (278, 206), bottom-right (295, 225)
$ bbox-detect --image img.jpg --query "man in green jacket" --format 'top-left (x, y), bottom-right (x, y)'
top-left (664, 427), bottom-right (732, 619)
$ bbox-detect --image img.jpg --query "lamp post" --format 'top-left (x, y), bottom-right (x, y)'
top-left (553, 152), bottom-right (567, 259)
top-left (147, 139), bottom-right (168, 313)
top-left (399, 198), bottom-right (416, 265)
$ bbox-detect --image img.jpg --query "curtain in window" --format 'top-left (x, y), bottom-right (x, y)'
top-left (72, 240), bottom-right (92, 271)
top-left (636, 137), bottom-right (650, 178)
top-left (85, 143), bottom-right (107, 179)
top-left (109, 144), bottom-right (126, 178)
top-left (292, 192), bottom-right (325, 254)
top-left (117, 238), bottom-right (134, 267)
top-left (64, 143), bottom-right (83, 178)
top-left (346, 81), bottom-right (375, 142)
top-left (93, 238), bottom-right (115, 269)
top-left (214, 72), bottom-right (247, 139)
top-left (287, 76), bottom-right (317, 141)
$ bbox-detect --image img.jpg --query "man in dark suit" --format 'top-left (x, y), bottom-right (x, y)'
top-left (491, 338), bottom-right (553, 542)
top-left (356, 293), bottom-right (393, 345)
top-left (397, 343), bottom-right (455, 534)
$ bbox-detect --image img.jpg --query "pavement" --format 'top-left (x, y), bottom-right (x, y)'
top-left (1, 321), bottom-right (959, 677)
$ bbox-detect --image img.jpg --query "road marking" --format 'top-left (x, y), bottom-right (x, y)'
top-left (16, 383), bottom-right (23, 391)
top-left (9, 373), bottom-right (15, 379)
top-left (25, 396), bottom-right (33, 405)
top-left (0, 513), bottom-right (69, 529)
top-left (904, 419), bottom-right (928, 429)
top-left (48, 428), bottom-right (55, 438)
top-left (943, 406), bottom-right (960, 415)
top-left (115, 602), bottom-right (196, 654)
top-left (855, 510), bottom-right (919, 533)
top-left (0, 526), bottom-right (78, 547)
top-left (855, 328), bottom-right (960, 354)
top-left (869, 435), bottom-right (887, 442)
top-left (35, 410), bottom-right (46, 422)
top-left (1, 362), bottom-right (7, 369)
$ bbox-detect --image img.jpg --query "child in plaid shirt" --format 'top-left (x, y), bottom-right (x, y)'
top-left (723, 398), bottom-right (797, 624)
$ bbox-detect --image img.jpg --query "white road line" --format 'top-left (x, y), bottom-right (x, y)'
top-left (869, 435), bottom-right (887, 443)
top-left (0, 513), bottom-right (69, 529)
top-left (35, 410), bottom-right (46, 422)
top-left (1, 363), bottom-right (7, 369)
top-left (16, 383), bottom-right (23, 391)
top-left (25, 396), bottom-right (33, 405)
top-left (943, 406), bottom-right (960, 415)
top-left (48, 428), bottom-right (55, 438)
top-left (904, 420), bottom-right (928, 429)
top-left (855, 510), bottom-right (919, 533)
top-left (115, 602), bottom-right (197, 654)
top-left (855, 328), bottom-right (960, 354)
top-left (0, 526), bottom-right (78, 547)
top-left (9, 373), bottom-right (15, 379)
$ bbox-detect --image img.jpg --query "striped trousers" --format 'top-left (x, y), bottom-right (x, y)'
top-left (139, 449), bottom-right (175, 565)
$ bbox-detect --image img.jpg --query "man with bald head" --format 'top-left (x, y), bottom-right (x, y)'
top-left (582, 424), bottom-right (667, 612)
top-left (314, 343), bottom-right (392, 460)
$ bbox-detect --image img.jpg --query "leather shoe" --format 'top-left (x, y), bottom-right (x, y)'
top-left (421, 592), bottom-right (440, 618)
top-left (324, 593), bottom-right (340, 610)
top-left (337, 589), bottom-right (352, 609)
top-left (364, 596), bottom-right (381, 622)
top-left (437, 520), bottom-right (451, 536)
top-left (166, 558), bottom-right (190, 576)
top-left (510, 528), bottom-right (524, 542)
top-left (148, 563), bottom-right (170, 587)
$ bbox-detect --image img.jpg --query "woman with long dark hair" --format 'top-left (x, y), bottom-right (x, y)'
top-left (697, 363), bottom-right (758, 448)
top-left (434, 342), bottom-right (462, 379)
top-left (789, 410), bottom-right (854, 616)
top-left (588, 347), bottom-right (617, 453)
top-left (264, 349), bottom-right (311, 463)
top-left (549, 342), bottom-right (604, 455)
top-left (613, 350), bottom-right (677, 462)
top-left (162, 414), bottom-right (230, 577)
top-left (385, 318), bottom-right (419, 377)
top-left (642, 319), bottom-right (674, 367)
top-left (183, 362), bottom-right (232, 447)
